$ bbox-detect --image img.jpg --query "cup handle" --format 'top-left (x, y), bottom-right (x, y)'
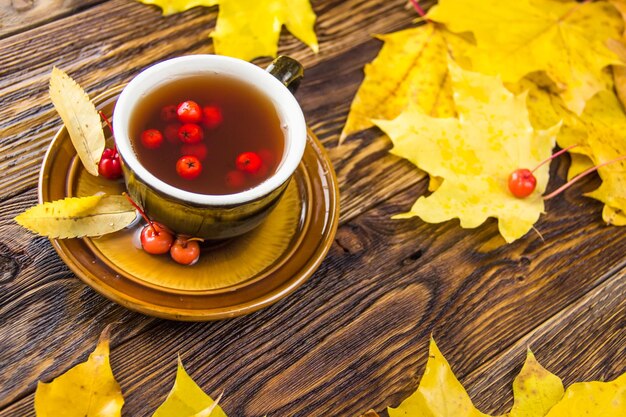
top-left (266, 56), bottom-right (304, 94)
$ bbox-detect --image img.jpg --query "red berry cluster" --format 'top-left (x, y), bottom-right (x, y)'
top-left (139, 100), bottom-right (269, 190)
top-left (140, 222), bottom-right (201, 265)
top-left (124, 194), bottom-right (201, 265)
top-left (138, 100), bottom-right (220, 181)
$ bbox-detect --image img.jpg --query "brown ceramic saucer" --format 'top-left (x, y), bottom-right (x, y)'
top-left (39, 86), bottom-right (339, 321)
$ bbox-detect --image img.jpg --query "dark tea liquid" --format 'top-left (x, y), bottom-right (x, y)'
top-left (129, 74), bottom-right (285, 195)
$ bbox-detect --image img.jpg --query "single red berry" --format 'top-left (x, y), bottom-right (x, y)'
top-left (160, 104), bottom-right (178, 122)
top-left (225, 170), bottom-right (246, 189)
top-left (98, 148), bottom-right (122, 179)
top-left (508, 168), bottom-right (537, 198)
top-left (140, 222), bottom-right (174, 255)
top-left (164, 123), bottom-right (182, 144)
top-left (178, 123), bottom-right (204, 144)
top-left (177, 100), bottom-right (202, 123)
top-left (176, 155), bottom-right (202, 180)
top-left (181, 143), bottom-right (208, 161)
top-left (258, 149), bottom-right (274, 167)
top-left (170, 237), bottom-right (201, 265)
top-left (253, 148), bottom-right (274, 178)
top-left (202, 105), bottom-right (223, 129)
top-left (141, 129), bottom-right (163, 149)
top-left (253, 163), bottom-right (269, 178)
top-left (235, 151), bottom-right (262, 174)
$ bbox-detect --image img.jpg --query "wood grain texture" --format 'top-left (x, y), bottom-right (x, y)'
top-left (0, 0), bottom-right (106, 38)
top-left (2, 159), bottom-right (625, 416)
top-left (0, 0), bottom-right (624, 416)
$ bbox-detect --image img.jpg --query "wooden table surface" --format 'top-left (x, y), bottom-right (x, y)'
top-left (1, 1), bottom-right (625, 416)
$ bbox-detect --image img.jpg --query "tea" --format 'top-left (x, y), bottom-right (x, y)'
top-left (129, 74), bottom-right (285, 195)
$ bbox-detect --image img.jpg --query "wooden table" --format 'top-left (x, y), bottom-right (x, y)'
top-left (1, 1), bottom-right (624, 416)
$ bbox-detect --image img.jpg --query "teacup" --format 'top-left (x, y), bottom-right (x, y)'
top-left (113, 55), bottom-right (306, 239)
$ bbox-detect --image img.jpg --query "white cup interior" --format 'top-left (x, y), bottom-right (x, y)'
top-left (113, 55), bottom-right (307, 206)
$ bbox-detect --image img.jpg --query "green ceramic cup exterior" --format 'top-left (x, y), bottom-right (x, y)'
top-left (113, 55), bottom-right (306, 239)
top-left (123, 165), bottom-right (290, 239)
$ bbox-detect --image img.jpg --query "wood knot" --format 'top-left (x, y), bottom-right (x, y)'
top-left (402, 249), bottom-right (424, 265)
top-left (0, 242), bottom-right (25, 284)
top-left (12, 0), bottom-right (35, 12)
top-left (334, 226), bottom-right (364, 255)
top-left (0, 253), bottom-right (20, 284)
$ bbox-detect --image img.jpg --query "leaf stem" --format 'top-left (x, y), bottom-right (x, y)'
top-left (531, 144), bottom-right (579, 173)
top-left (543, 155), bottom-right (626, 200)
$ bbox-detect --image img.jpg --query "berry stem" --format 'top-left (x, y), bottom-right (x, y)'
top-left (99, 111), bottom-right (114, 136)
top-left (543, 155), bottom-right (626, 200)
top-left (409, 0), bottom-right (429, 20)
top-left (531, 144), bottom-right (579, 173)
top-left (123, 192), bottom-right (157, 235)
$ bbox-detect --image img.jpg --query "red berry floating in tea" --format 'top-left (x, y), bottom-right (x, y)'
top-left (98, 148), bottom-right (122, 179)
top-left (130, 75), bottom-right (284, 194)
top-left (160, 104), bottom-right (178, 122)
top-left (164, 123), bottom-right (182, 144)
top-left (181, 143), bottom-right (208, 161)
top-left (176, 155), bottom-right (202, 180)
top-left (225, 170), bottom-right (246, 189)
top-left (177, 100), bottom-right (202, 123)
top-left (202, 105), bottom-right (223, 129)
top-left (236, 151), bottom-right (263, 175)
top-left (141, 128), bottom-right (163, 149)
top-left (177, 123), bottom-right (204, 144)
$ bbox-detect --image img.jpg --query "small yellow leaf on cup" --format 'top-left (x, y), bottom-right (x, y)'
top-left (49, 67), bottom-right (105, 176)
top-left (15, 195), bottom-right (136, 238)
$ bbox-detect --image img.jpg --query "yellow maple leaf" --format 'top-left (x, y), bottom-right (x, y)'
top-left (509, 73), bottom-right (626, 225)
top-left (211, 0), bottom-right (317, 61)
top-left (340, 23), bottom-right (456, 143)
top-left (608, 0), bottom-right (626, 109)
top-left (34, 326), bottom-right (123, 417)
top-left (428, 0), bottom-right (623, 115)
top-left (138, 0), bottom-right (217, 15)
top-left (544, 373), bottom-right (626, 417)
top-left (556, 91), bottom-right (626, 225)
top-left (507, 350), bottom-right (564, 417)
top-left (15, 195), bottom-right (137, 238)
top-left (375, 62), bottom-right (559, 243)
top-left (152, 357), bottom-right (227, 417)
top-left (137, 0), bottom-right (318, 61)
top-left (388, 338), bottom-right (490, 417)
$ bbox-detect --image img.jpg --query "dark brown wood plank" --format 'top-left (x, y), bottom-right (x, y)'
top-left (0, 0), bottom-right (107, 38)
top-left (463, 269), bottom-right (626, 415)
top-left (2, 157), bottom-right (624, 416)
top-left (361, 268), bottom-right (626, 417)
top-left (0, 189), bottom-right (156, 408)
top-left (1, 1), bottom-right (625, 416)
